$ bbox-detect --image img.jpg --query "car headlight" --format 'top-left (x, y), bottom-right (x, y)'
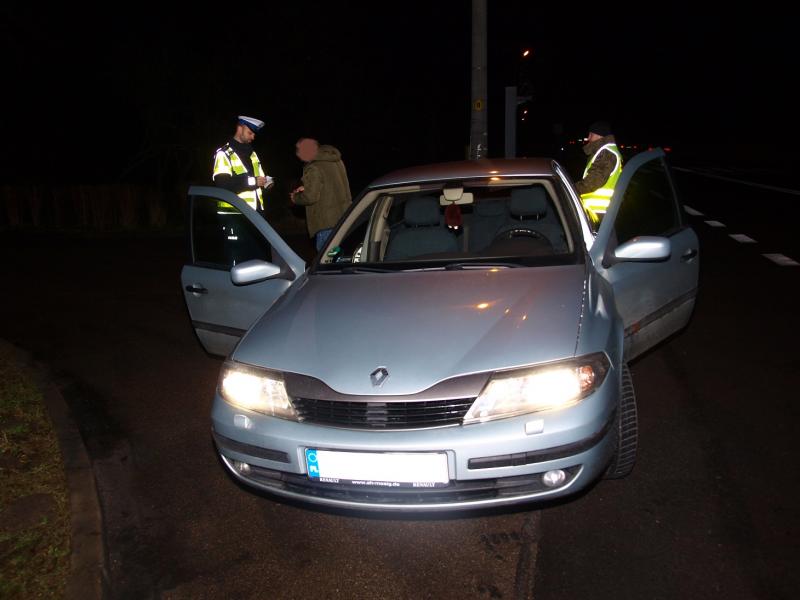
top-left (218, 361), bottom-right (298, 420)
top-left (463, 353), bottom-right (610, 424)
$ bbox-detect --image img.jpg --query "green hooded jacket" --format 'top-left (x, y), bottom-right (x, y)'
top-left (293, 145), bottom-right (352, 236)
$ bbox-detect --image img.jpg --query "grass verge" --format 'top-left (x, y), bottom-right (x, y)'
top-left (0, 346), bottom-right (70, 598)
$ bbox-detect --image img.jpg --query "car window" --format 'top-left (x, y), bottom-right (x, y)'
top-left (325, 209), bottom-right (370, 263)
top-left (614, 159), bottom-right (681, 245)
top-left (318, 179), bottom-right (579, 269)
top-left (191, 195), bottom-right (272, 269)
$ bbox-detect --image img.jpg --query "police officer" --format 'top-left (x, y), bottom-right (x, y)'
top-left (212, 115), bottom-right (274, 212)
top-left (574, 121), bottom-right (623, 227)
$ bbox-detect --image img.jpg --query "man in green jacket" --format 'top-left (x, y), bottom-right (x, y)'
top-left (291, 138), bottom-right (352, 251)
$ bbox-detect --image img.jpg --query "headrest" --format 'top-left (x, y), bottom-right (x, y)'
top-left (510, 187), bottom-right (548, 217)
top-left (405, 196), bottom-right (441, 226)
top-left (474, 200), bottom-right (507, 216)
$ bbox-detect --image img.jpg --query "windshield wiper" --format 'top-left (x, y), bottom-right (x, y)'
top-left (442, 262), bottom-right (521, 270)
top-left (318, 266), bottom-right (398, 274)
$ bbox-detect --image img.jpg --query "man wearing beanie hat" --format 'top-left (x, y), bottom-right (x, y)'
top-left (574, 121), bottom-right (623, 227)
top-left (212, 115), bottom-right (274, 213)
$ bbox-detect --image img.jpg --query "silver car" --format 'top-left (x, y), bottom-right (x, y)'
top-left (181, 150), bottom-right (699, 511)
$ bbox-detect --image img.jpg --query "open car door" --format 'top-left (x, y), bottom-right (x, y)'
top-left (590, 149), bottom-right (699, 360)
top-left (180, 186), bottom-right (305, 356)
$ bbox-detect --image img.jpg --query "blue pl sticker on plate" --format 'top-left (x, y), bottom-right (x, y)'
top-left (305, 449), bottom-right (320, 478)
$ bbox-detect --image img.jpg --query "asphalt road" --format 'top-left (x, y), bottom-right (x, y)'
top-left (1, 169), bottom-right (798, 599)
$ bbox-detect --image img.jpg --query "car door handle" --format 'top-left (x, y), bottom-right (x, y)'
top-left (185, 285), bottom-right (208, 295)
top-left (681, 249), bottom-right (698, 262)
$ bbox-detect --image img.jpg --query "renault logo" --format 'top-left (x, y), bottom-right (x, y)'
top-left (370, 367), bottom-right (389, 387)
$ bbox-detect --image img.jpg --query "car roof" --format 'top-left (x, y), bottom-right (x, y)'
top-left (367, 158), bottom-right (558, 188)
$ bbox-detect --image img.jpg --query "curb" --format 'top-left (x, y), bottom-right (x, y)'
top-left (2, 341), bottom-right (105, 600)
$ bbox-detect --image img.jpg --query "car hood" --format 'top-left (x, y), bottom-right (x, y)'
top-left (234, 265), bottom-right (587, 395)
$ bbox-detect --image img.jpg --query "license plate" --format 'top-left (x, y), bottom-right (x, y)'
top-left (305, 449), bottom-right (449, 488)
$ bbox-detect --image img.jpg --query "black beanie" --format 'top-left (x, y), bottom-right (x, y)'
top-left (588, 121), bottom-right (611, 136)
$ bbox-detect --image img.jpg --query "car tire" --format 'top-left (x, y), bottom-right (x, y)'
top-left (604, 363), bottom-right (638, 479)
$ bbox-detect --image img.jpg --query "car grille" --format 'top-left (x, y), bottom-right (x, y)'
top-left (291, 397), bottom-right (475, 429)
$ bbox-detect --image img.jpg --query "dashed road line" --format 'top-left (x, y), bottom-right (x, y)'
top-left (677, 167), bottom-right (798, 268)
top-left (729, 234), bottom-right (757, 243)
top-left (683, 205), bottom-right (704, 216)
top-left (762, 254), bottom-right (800, 267)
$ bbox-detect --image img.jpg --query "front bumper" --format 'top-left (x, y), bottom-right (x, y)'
top-left (211, 378), bottom-right (618, 511)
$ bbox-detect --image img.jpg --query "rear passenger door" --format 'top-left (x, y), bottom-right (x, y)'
top-left (591, 150), bottom-right (699, 360)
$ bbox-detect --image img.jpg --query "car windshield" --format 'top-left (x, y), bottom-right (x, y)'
top-left (315, 178), bottom-right (581, 272)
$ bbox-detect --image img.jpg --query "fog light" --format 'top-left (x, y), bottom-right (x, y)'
top-left (542, 469), bottom-right (566, 488)
top-left (233, 460), bottom-right (251, 475)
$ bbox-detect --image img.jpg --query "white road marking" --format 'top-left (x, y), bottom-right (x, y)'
top-left (729, 234), bottom-right (757, 243)
top-left (676, 168), bottom-right (798, 269)
top-left (683, 205), bottom-right (704, 216)
top-left (673, 166), bottom-right (800, 196)
top-left (763, 254), bottom-right (800, 266)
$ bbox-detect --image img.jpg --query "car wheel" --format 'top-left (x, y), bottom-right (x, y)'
top-left (604, 363), bottom-right (638, 479)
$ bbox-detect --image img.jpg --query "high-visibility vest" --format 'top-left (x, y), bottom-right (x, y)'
top-left (580, 143), bottom-right (623, 224)
top-left (212, 144), bottom-right (265, 210)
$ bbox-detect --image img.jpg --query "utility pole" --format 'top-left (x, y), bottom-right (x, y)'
top-left (469, 0), bottom-right (487, 159)
top-left (504, 86), bottom-right (517, 158)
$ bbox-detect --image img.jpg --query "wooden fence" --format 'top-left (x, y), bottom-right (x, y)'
top-left (0, 184), bottom-right (187, 230)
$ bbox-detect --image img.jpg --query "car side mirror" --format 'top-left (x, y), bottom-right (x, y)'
top-left (603, 235), bottom-right (672, 269)
top-left (231, 259), bottom-right (283, 285)
top-left (612, 236), bottom-right (671, 264)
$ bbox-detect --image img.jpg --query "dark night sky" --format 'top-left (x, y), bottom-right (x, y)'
top-left (1, 4), bottom-right (795, 192)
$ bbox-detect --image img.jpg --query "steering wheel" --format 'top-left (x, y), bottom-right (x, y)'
top-left (491, 227), bottom-right (553, 247)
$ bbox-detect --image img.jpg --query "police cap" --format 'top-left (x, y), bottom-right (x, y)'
top-left (238, 115), bottom-right (265, 132)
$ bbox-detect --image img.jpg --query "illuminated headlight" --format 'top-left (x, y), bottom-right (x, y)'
top-left (463, 353), bottom-right (609, 424)
top-left (218, 361), bottom-right (298, 420)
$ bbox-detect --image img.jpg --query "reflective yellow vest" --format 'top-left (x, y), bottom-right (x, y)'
top-left (580, 143), bottom-right (623, 225)
top-left (212, 144), bottom-right (266, 210)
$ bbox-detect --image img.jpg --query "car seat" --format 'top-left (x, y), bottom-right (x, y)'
top-left (384, 195), bottom-right (459, 260)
